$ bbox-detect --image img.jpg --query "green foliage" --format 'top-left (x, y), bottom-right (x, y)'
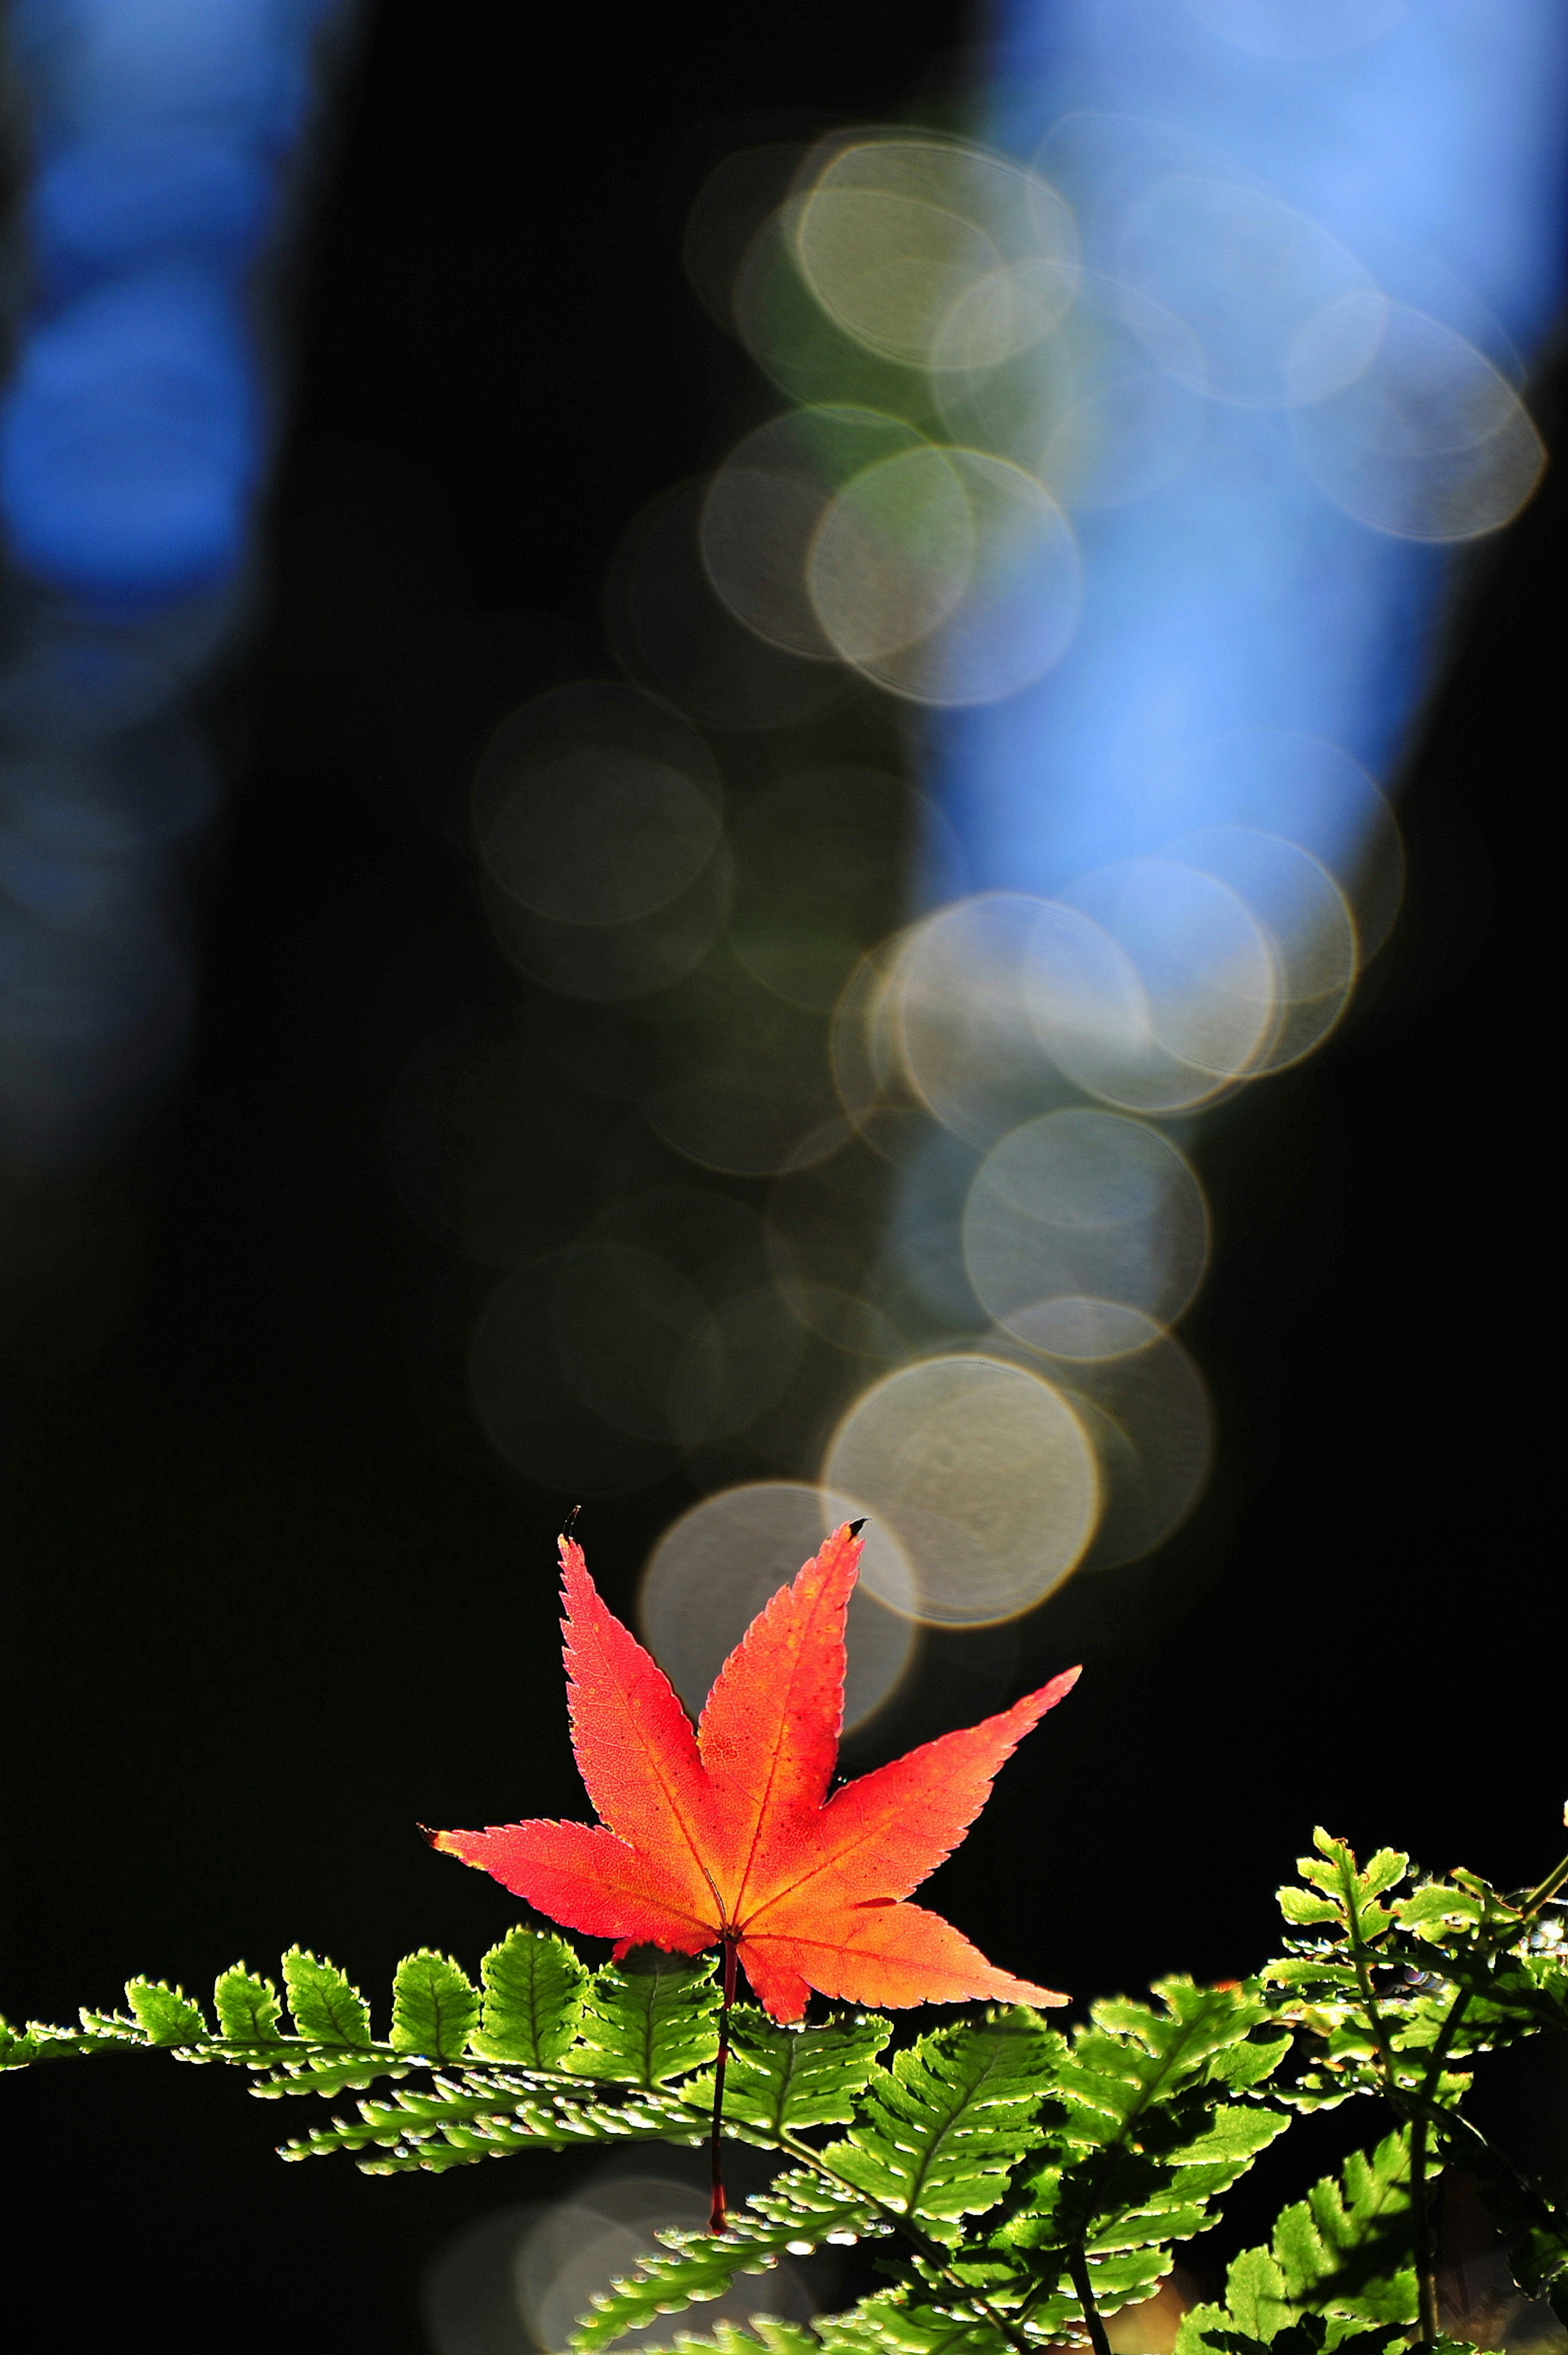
top-left (671, 2325), bottom-right (821, 2355)
top-left (474, 1926), bottom-right (586, 2066)
top-left (1174, 2244), bottom-right (1414, 2355)
top-left (5, 1837), bottom-right (1568, 2355)
top-left (281, 1950), bottom-right (372, 2048)
top-left (817, 2296), bottom-right (1014, 2355)
top-left (213, 1967), bottom-right (282, 2043)
top-left (833, 2012), bottom-right (1055, 2236)
top-left (125, 1979), bottom-right (208, 2046)
top-left (568, 1947), bottom-right (719, 2088)
top-left (1175, 2129), bottom-right (1429, 2355)
top-left (571, 2166), bottom-right (889, 2353)
top-left (972, 1977), bottom-right (1291, 2335)
top-left (391, 1952), bottom-right (481, 2062)
top-left (1264, 1839), bottom-right (1568, 2113)
top-left (1259, 1835), bottom-right (1568, 2324)
top-left (679, 2006), bottom-right (891, 2142)
top-left (1272, 2132), bottom-right (1425, 2325)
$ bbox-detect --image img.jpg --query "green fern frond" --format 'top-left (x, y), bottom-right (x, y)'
top-left (213, 1967), bottom-right (283, 2043)
top-left (250, 2051), bottom-right (414, 2098)
top-left (568, 1949), bottom-right (719, 2088)
top-left (982, 1978), bottom-right (1289, 2334)
top-left (0, 2016), bottom-right (129, 2066)
top-left (1173, 2251), bottom-right (1415, 2355)
top-left (822, 2293), bottom-right (1012, 2355)
top-left (1272, 2131), bottom-right (1423, 2324)
top-left (1173, 2128), bottom-right (1428, 2355)
top-left (1267, 1837), bottom-right (1408, 2014)
top-left (671, 2324), bottom-right (823, 2355)
top-left (284, 2064), bottom-right (713, 2174)
top-left (686, 2007), bottom-right (891, 2142)
top-left (1267, 1841), bottom-right (1568, 2117)
top-left (4, 1829), bottom-right (1563, 2355)
top-left (281, 1950), bottom-right (373, 2048)
top-left (832, 2011), bottom-right (1056, 2239)
top-left (474, 1926), bottom-right (587, 2065)
top-left (999, 1976), bottom-right (1284, 2237)
top-left (390, 1951), bottom-right (481, 2062)
top-left (569, 2168), bottom-right (888, 2354)
top-left (125, 1979), bottom-right (209, 2046)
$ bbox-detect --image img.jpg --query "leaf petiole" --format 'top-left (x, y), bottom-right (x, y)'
top-left (709, 1935), bottom-right (739, 2232)
top-left (1069, 2243), bottom-right (1113, 2355)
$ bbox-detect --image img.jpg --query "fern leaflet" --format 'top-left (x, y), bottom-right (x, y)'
top-left (475, 1925), bottom-right (587, 2065)
top-left (570, 2168), bottom-right (887, 2353)
top-left (833, 2011), bottom-right (1056, 2238)
top-left (568, 1949), bottom-right (719, 2087)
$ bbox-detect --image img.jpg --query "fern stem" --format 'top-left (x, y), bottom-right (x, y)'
top-left (708, 1936), bottom-right (738, 2233)
top-left (1336, 1855), bottom-right (1397, 2098)
top-left (1518, 1847), bottom-right (1568, 1915)
top-left (1068, 2244), bottom-right (1112, 2355)
top-left (771, 2128), bottom-right (1035, 2355)
top-left (1410, 2113), bottom-right (1440, 2347)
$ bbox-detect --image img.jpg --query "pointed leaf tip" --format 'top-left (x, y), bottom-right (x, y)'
top-left (425, 1825), bottom-right (481, 1865)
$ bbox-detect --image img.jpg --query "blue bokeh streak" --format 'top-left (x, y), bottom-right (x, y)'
top-left (936, 0), bottom-right (1567, 901)
top-left (0, 0), bottom-right (346, 1164)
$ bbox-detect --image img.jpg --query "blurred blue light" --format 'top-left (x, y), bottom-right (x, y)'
top-left (9, 0), bottom-right (323, 148)
top-left (33, 136), bottom-right (278, 287)
top-left (0, 0), bottom-right (349, 1163)
top-left (935, 0), bottom-right (1567, 900)
top-left (1, 268), bottom-right (260, 604)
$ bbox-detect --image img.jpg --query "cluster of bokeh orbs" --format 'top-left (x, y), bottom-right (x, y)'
top-left (686, 123), bottom-right (1541, 711)
top-left (382, 112), bottom-right (1550, 1760)
top-left (421, 2164), bottom-right (824, 2355)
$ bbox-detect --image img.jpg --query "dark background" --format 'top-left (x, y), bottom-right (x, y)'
top-left (2, 1), bottom-right (1562, 2346)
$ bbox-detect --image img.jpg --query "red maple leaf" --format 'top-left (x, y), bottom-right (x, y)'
top-left (430, 1522), bottom-right (1078, 2023)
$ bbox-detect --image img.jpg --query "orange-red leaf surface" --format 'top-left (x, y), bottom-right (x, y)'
top-left (432, 1524), bottom-right (1078, 2021)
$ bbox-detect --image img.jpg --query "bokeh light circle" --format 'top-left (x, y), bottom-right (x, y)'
top-left (829, 941), bottom-right (904, 1130)
top-left (1118, 175), bottom-right (1378, 409)
top-left (808, 446), bottom-right (1083, 705)
top-left (1046, 1325), bottom-right (1216, 1571)
top-left (478, 751), bottom-right (721, 927)
top-left (929, 256), bottom-right (1078, 374)
top-left (1288, 297), bottom-right (1546, 541)
top-left (518, 2176), bottom-right (814, 2352)
top-left (606, 479), bottom-right (846, 732)
top-left (889, 892), bottom-right (1073, 1146)
top-left (469, 1253), bottom-right (684, 1497)
top-left (666, 1287), bottom-right (811, 1447)
top-left (795, 138), bottom-right (1078, 370)
top-left (485, 847), bottom-right (732, 1003)
top-left (934, 269), bottom-right (1207, 516)
top-left (1053, 858), bottom-right (1278, 1086)
top-left (962, 1110), bottom-right (1209, 1358)
top-left (641, 1481), bottom-right (917, 1733)
top-left (700, 406), bottom-right (927, 659)
top-left (729, 765), bottom-right (938, 1014)
top-left (1172, 729), bottom-right (1404, 961)
top-left (1027, 897), bottom-right (1240, 1116)
top-left (637, 967), bottom-right (851, 1176)
top-left (474, 682), bottom-right (723, 926)
top-left (822, 1352), bottom-right (1100, 1625)
top-left (1159, 826), bottom-right (1359, 1069)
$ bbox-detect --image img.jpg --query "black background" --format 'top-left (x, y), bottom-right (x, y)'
top-left (2, 1), bottom-right (1562, 2347)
